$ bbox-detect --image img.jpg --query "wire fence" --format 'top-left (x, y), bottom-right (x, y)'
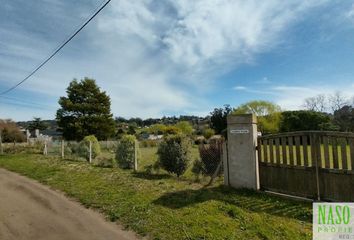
top-left (0, 138), bottom-right (225, 184)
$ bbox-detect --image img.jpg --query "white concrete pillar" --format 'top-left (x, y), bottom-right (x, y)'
top-left (225, 114), bottom-right (259, 190)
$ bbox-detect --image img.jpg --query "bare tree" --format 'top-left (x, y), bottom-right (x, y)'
top-left (303, 94), bottom-right (327, 112)
top-left (329, 92), bottom-right (349, 113)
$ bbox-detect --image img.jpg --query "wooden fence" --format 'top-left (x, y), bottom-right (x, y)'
top-left (257, 131), bottom-right (354, 201)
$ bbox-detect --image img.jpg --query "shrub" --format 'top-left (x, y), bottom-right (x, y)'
top-left (140, 139), bottom-right (159, 148)
top-left (93, 155), bottom-right (114, 168)
top-left (157, 135), bottom-right (191, 177)
top-left (197, 142), bottom-right (222, 176)
top-left (175, 121), bottom-right (194, 135)
top-left (116, 135), bottom-right (137, 169)
top-left (76, 135), bottom-right (101, 161)
top-left (0, 119), bottom-right (26, 143)
top-left (203, 128), bottom-right (215, 140)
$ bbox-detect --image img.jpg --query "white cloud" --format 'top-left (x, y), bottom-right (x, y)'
top-left (234, 86), bottom-right (247, 90)
top-left (347, 4), bottom-right (354, 19)
top-left (233, 84), bottom-right (354, 111)
top-left (0, 0), bottom-right (330, 119)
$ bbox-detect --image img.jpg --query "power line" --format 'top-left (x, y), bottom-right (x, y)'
top-left (0, 95), bottom-right (55, 110)
top-left (0, 0), bottom-right (112, 96)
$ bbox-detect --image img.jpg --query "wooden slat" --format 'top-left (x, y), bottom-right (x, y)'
top-left (257, 139), bottom-right (263, 162)
top-left (350, 138), bottom-right (354, 171)
top-left (323, 136), bottom-right (330, 169)
top-left (269, 139), bottom-right (274, 164)
top-left (288, 136), bottom-right (294, 165)
top-left (341, 138), bottom-right (348, 170)
top-left (303, 135), bottom-right (309, 166)
top-left (294, 136), bottom-right (301, 166)
top-left (275, 138), bottom-right (280, 165)
top-left (332, 137), bottom-right (339, 169)
top-left (264, 139), bottom-right (268, 163)
top-left (281, 137), bottom-right (287, 164)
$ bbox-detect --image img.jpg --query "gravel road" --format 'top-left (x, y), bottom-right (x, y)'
top-left (0, 168), bottom-right (138, 240)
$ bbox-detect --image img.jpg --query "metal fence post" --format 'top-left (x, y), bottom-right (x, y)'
top-left (89, 141), bottom-right (92, 163)
top-left (61, 140), bottom-right (65, 159)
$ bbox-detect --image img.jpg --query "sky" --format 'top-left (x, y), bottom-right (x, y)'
top-left (1, 0), bottom-right (354, 121)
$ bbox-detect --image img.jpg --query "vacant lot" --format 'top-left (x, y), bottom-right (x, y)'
top-left (0, 154), bottom-right (313, 240)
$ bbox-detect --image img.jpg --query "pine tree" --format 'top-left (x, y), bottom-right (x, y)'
top-left (56, 78), bottom-right (116, 140)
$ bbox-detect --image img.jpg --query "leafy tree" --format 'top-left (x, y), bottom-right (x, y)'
top-left (203, 128), bottom-right (215, 139)
top-left (280, 110), bottom-right (338, 132)
top-left (333, 105), bottom-right (354, 132)
top-left (0, 119), bottom-right (26, 142)
top-left (164, 126), bottom-right (181, 135)
top-left (210, 104), bottom-right (232, 134)
top-left (175, 121), bottom-right (194, 135)
top-left (149, 124), bottom-right (167, 135)
top-left (233, 100), bottom-right (281, 133)
top-left (28, 117), bottom-right (48, 131)
top-left (56, 78), bottom-right (116, 141)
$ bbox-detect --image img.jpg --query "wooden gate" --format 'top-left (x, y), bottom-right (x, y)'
top-left (257, 131), bottom-right (354, 201)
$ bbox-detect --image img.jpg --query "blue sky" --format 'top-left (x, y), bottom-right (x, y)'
top-left (1, 0), bottom-right (354, 121)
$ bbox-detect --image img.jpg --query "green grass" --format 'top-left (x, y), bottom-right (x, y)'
top-left (0, 153), bottom-right (313, 240)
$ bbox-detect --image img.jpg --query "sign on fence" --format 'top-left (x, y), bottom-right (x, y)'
top-left (313, 202), bottom-right (354, 240)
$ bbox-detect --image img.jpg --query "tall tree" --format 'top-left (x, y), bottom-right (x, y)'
top-left (233, 100), bottom-right (282, 134)
top-left (280, 110), bottom-right (338, 132)
top-left (28, 117), bottom-right (48, 131)
top-left (333, 105), bottom-right (354, 132)
top-left (56, 78), bottom-right (116, 140)
top-left (303, 94), bottom-right (327, 112)
top-left (210, 104), bottom-right (232, 134)
top-left (329, 92), bottom-right (348, 113)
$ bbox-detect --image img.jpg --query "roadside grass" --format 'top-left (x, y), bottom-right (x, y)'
top-left (0, 154), bottom-right (313, 240)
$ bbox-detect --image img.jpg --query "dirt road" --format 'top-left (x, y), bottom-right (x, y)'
top-left (0, 168), bottom-right (138, 240)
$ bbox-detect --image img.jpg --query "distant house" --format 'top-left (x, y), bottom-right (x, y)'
top-left (147, 134), bottom-right (163, 140)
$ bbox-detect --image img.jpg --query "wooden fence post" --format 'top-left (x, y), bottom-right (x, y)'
top-left (43, 141), bottom-right (48, 155)
top-left (89, 141), bottom-right (92, 163)
top-left (311, 133), bottom-right (321, 201)
top-left (61, 140), bottom-right (65, 159)
top-left (134, 140), bottom-right (138, 171)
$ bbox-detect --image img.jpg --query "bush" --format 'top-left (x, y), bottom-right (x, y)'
top-left (157, 135), bottom-right (191, 177)
top-left (76, 135), bottom-right (101, 161)
top-left (93, 155), bottom-right (114, 168)
top-left (140, 140), bottom-right (159, 148)
top-left (197, 142), bottom-right (222, 176)
top-left (116, 135), bottom-right (137, 169)
top-left (203, 128), bottom-right (215, 140)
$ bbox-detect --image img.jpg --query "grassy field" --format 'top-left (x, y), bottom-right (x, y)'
top-left (0, 153), bottom-right (313, 240)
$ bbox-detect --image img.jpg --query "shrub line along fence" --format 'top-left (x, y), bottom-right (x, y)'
top-left (40, 140), bottom-right (138, 170)
top-left (225, 114), bottom-right (354, 202)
